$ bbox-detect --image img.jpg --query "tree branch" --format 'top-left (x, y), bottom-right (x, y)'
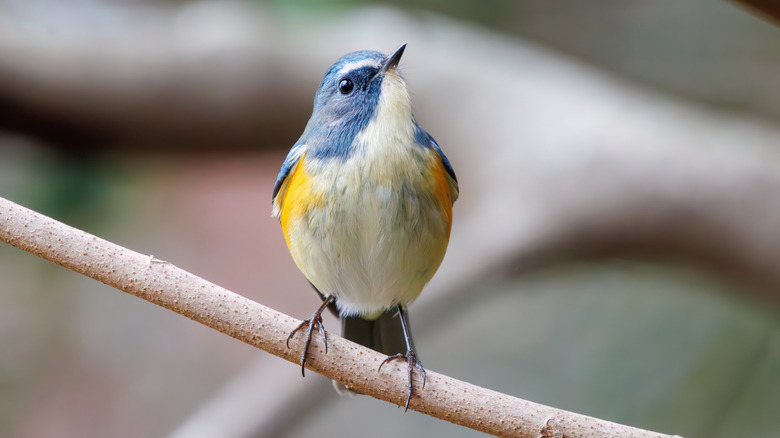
top-left (0, 195), bottom-right (680, 438)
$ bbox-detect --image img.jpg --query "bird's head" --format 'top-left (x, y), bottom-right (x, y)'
top-left (302, 44), bottom-right (412, 157)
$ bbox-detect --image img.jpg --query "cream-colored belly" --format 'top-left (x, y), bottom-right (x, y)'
top-left (286, 152), bottom-right (450, 319)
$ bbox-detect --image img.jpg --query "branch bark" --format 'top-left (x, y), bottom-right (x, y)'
top-left (0, 195), bottom-right (680, 438)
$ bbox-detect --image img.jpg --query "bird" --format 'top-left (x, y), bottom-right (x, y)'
top-left (272, 44), bottom-right (458, 410)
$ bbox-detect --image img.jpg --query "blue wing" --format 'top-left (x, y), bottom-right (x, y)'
top-left (271, 143), bottom-right (306, 216)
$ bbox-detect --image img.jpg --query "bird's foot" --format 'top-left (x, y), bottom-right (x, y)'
top-left (379, 349), bottom-right (426, 411)
top-left (287, 299), bottom-right (332, 377)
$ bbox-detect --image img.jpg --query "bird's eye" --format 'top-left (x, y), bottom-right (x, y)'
top-left (338, 78), bottom-right (354, 94)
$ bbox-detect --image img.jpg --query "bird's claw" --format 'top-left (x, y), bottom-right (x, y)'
top-left (379, 349), bottom-right (426, 411)
top-left (286, 315), bottom-right (328, 377)
top-left (286, 296), bottom-right (334, 377)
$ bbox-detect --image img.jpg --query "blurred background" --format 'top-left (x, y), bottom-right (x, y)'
top-left (1, 1), bottom-right (780, 437)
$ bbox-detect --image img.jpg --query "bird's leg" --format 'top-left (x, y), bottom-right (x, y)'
top-left (378, 306), bottom-right (426, 411)
top-left (286, 295), bottom-right (335, 377)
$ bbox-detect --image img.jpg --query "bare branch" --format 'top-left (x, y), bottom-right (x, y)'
top-left (0, 196), bottom-right (680, 437)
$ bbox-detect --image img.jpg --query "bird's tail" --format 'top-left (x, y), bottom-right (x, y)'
top-left (341, 310), bottom-right (409, 356)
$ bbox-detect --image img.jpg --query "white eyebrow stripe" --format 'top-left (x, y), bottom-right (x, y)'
top-left (337, 59), bottom-right (380, 77)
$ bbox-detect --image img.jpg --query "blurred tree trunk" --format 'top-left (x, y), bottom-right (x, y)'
top-left (734, 0), bottom-right (780, 23)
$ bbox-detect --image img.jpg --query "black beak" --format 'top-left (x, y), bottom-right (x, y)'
top-left (379, 43), bottom-right (406, 75)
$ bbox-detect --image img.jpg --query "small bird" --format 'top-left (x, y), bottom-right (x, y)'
top-left (272, 44), bottom-right (458, 410)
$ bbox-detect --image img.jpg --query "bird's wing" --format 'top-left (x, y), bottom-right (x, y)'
top-left (271, 143), bottom-right (307, 218)
top-left (428, 136), bottom-right (459, 203)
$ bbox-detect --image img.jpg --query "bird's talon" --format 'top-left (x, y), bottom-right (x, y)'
top-left (286, 320), bottom-right (308, 349)
top-left (378, 350), bottom-right (425, 411)
top-left (287, 297), bottom-right (334, 377)
top-left (417, 363), bottom-right (427, 389)
top-left (378, 353), bottom-right (405, 372)
top-left (317, 320), bottom-right (328, 353)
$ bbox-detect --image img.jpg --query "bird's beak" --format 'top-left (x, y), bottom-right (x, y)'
top-left (379, 43), bottom-right (407, 76)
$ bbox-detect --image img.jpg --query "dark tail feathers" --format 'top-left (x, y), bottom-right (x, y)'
top-left (340, 309), bottom-right (410, 356)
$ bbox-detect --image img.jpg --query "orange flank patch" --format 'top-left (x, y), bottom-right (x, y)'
top-left (279, 154), bottom-right (321, 248)
top-left (429, 157), bottom-right (454, 235)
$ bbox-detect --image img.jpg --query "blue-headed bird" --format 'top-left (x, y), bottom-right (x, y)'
top-left (272, 44), bottom-right (458, 409)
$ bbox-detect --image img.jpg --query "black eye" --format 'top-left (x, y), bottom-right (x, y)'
top-left (338, 78), bottom-right (354, 94)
